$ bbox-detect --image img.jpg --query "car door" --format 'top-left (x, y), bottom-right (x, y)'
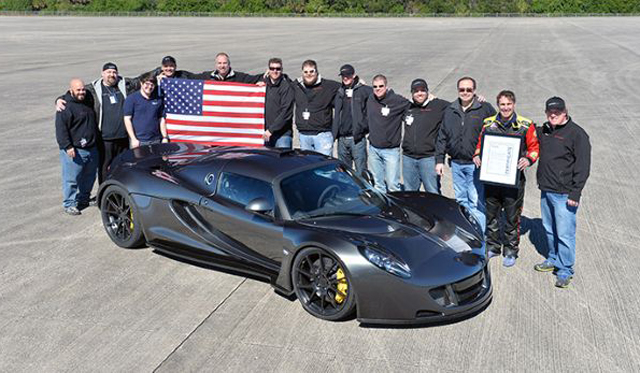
top-left (197, 171), bottom-right (285, 270)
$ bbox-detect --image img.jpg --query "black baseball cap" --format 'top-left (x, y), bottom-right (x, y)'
top-left (102, 62), bottom-right (118, 71)
top-left (410, 78), bottom-right (428, 92)
top-left (162, 56), bottom-right (177, 66)
top-left (545, 96), bottom-right (566, 112)
top-left (339, 64), bottom-right (355, 77)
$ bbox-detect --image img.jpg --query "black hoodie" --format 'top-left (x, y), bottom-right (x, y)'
top-left (264, 74), bottom-right (294, 137)
top-left (293, 76), bottom-right (340, 134)
top-left (332, 77), bottom-right (372, 143)
top-left (55, 91), bottom-right (99, 150)
top-left (366, 89), bottom-right (410, 148)
top-left (193, 68), bottom-right (263, 83)
top-left (402, 97), bottom-right (450, 159)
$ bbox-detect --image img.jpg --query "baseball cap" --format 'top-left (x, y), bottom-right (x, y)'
top-left (545, 96), bottom-right (566, 112)
top-left (102, 62), bottom-right (118, 71)
top-left (161, 56), bottom-right (177, 66)
top-left (339, 64), bottom-right (355, 77)
top-left (410, 78), bottom-right (428, 92)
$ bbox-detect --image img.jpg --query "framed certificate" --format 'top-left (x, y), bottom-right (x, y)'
top-left (478, 133), bottom-right (522, 187)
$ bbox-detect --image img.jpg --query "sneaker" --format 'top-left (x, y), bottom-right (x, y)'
top-left (88, 196), bottom-right (98, 207)
top-left (487, 251), bottom-right (500, 259)
top-left (502, 255), bottom-right (516, 267)
top-left (64, 206), bottom-right (81, 216)
top-left (555, 276), bottom-right (572, 288)
top-left (534, 261), bottom-right (555, 272)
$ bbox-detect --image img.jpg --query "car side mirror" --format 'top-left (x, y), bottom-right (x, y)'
top-left (245, 197), bottom-right (274, 214)
top-left (362, 170), bottom-right (375, 187)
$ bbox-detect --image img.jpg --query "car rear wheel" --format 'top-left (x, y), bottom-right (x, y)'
top-left (292, 247), bottom-right (356, 321)
top-left (101, 185), bottom-right (145, 248)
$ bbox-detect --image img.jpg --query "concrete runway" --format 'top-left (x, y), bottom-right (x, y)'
top-left (1, 16), bottom-right (639, 372)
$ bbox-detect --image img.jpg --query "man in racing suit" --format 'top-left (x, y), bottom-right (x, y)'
top-left (473, 90), bottom-right (539, 267)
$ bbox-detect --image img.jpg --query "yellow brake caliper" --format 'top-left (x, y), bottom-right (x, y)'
top-left (129, 210), bottom-right (134, 230)
top-left (335, 268), bottom-right (348, 304)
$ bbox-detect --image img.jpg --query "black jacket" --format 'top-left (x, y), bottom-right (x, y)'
top-left (436, 97), bottom-right (496, 164)
top-left (55, 91), bottom-right (99, 150)
top-left (264, 74), bottom-right (294, 137)
top-left (144, 67), bottom-right (196, 80)
top-left (536, 118), bottom-right (591, 202)
top-left (293, 76), bottom-right (340, 134)
top-left (193, 68), bottom-right (262, 83)
top-left (366, 89), bottom-right (410, 149)
top-left (332, 78), bottom-right (372, 143)
top-left (402, 98), bottom-right (450, 159)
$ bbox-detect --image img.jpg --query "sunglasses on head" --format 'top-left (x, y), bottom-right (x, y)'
top-left (458, 87), bottom-right (474, 93)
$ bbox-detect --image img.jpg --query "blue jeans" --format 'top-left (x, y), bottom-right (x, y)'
top-left (541, 191), bottom-right (578, 278)
top-left (337, 136), bottom-right (367, 175)
top-left (299, 131), bottom-right (333, 156)
top-left (402, 155), bottom-right (440, 194)
top-left (368, 146), bottom-right (401, 193)
top-left (266, 134), bottom-right (292, 149)
top-left (451, 161), bottom-right (485, 231)
top-left (59, 147), bottom-right (99, 208)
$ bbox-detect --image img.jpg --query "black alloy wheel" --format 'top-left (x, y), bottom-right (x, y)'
top-left (101, 185), bottom-right (145, 248)
top-left (292, 247), bottom-right (356, 321)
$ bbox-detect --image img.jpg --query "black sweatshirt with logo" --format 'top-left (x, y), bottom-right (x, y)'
top-left (293, 76), bottom-right (340, 134)
top-left (366, 89), bottom-right (410, 149)
top-left (402, 98), bottom-right (450, 159)
top-left (55, 91), bottom-right (99, 150)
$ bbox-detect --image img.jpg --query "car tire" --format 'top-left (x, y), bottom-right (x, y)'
top-left (101, 185), bottom-right (145, 249)
top-left (292, 247), bottom-right (356, 321)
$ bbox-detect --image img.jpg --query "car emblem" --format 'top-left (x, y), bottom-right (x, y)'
top-left (204, 173), bottom-right (215, 185)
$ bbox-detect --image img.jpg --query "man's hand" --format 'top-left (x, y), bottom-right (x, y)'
top-left (56, 99), bottom-right (67, 112)
top-left (161, 137), bottom-right (169, 144)
top-left (567, 199), bottom-right (580, 207)
top-left (66, 147), bottom-right (76, 158)
top-left (256, 81), bottom-right (266, 87)
top-left (263, 130), bottom-right (272, 141)
top-left (476, 95), bottom-right (486, 103)
top-left (130, 138), bottom-right (140, 149)
top-left (473, 155), bottom-right (482, 168)
top-left (435, 163), bottom-right (445, 176)
top-left (517, 157), bottom-right (531, 170)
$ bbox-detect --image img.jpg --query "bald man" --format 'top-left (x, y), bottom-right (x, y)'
top-left (55, 78), bottom-right (100, 215)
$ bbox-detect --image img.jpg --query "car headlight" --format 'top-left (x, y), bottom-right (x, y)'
top-left (460, 205), bottom-right (482, 234)
top-left (360, 245), bottom-right (411, 279)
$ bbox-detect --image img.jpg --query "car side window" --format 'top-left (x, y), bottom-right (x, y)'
top-left (216, 172), bottom-right (274, 209)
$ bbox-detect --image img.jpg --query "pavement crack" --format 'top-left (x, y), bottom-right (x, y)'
top-left (152, 277), bottom-right (248, 372)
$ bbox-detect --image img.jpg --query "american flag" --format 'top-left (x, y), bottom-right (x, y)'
top-left (161, 78), bottom-right (265, 147)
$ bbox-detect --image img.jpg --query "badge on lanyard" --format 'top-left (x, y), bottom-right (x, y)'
top-left (405, 114), bottom-right (414, 125)
top-left (302, 109), bottom-right (311, 120)
top-left (381, 106), bottom-right (390, 117)
top-left (109, 94), bottom-right (117, 104)
top-left (346, 89), bottom-right (353, 98)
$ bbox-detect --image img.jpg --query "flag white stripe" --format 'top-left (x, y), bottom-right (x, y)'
top-left (202, 105), bottom-right (264, 114)
top-left (204, 84), bottom-right (266, 93)
top-left (170, 135), bottom-right (264, 144)
top-left (202, 95), bottom-right (265, 103)
top-left (167, 124), bottom-right (263, 134)
top-left (167, 114), bottom-right (263, 124)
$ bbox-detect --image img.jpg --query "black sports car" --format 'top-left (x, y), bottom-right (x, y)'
top-left (99, 143), bottom-right (492, 325)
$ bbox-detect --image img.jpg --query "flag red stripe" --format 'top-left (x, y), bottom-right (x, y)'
top-left (166, 119), bottom-right (263, 129)
top-left (203, 90), bottom-right (266, 97)
top-left (202, 100), bottom-right (265, 108)
top-left (168, 130), bottom-right (263, 139)
top-left (201, 112), bottom-right (264, 119)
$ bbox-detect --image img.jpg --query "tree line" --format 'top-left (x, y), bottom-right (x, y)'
top-left (2, 0), bottom-right (639, 14)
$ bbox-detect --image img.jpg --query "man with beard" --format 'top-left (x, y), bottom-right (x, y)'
top-left (401, 78), bottom-right (449, 194)
top-left (56, 62), bottom-right (140, 184)
top-left (55, 79), bottom-right (99, 215)
top-left (332, 64), bottom-right (372, 175)
top-left (292, 60), bottom-right (340, 156)
top-left (263, 57), bottom-right (294, 148)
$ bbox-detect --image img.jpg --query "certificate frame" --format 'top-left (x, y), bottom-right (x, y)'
top-left (478, 133), bottom-right (522, 187)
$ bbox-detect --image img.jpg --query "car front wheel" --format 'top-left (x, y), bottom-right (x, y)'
top-left (101, 185), bottom-right (145, 248)
top-left (292, 247), bottom-right (356, 321)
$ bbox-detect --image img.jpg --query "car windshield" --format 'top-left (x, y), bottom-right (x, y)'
top-left (280, 164), bottom-right (387, 220)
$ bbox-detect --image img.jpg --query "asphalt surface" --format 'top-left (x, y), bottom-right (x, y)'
top-left (1, 16), bottom-right (639, 372)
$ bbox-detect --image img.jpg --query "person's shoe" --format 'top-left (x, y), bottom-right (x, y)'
top-left (64, 206), bottom-right (81, 216)
top-left (487, 251), bottom-right (500, 259)
top-left (502, 255), bottom-right (516, 267)
top-left (88, 196), bottom-right (98, 207)
top-left (534, 261), bottom-right (555, 272)
top-left (555, 276), bottom-right (572, 289)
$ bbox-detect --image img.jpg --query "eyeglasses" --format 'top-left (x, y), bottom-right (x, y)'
top-left (303, 69), bottom-right (316, 75)
top-left (458, 87), bottom-right (474, 93)
top-left (143, 81), bottom-right (155, 86)
top-left (373, 85), bottom-right (385, 89)
top-left (269, 66), bottom-right (282, 71)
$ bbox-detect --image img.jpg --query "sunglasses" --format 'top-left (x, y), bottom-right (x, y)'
top-left (303, 69), bottom-right (316, 74)
top-left (373, 85), bottom-right (385, 89)
top-left (458, 87), bottom-right (474, 93)
top-left (269, 66), bottom-right (282, 71)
